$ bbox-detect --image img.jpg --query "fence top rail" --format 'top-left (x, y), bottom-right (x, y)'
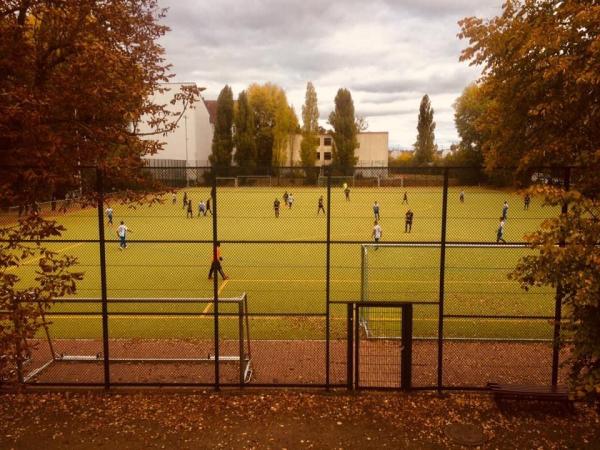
top-left (329, 300), bottom-right (437, 306)
top-left (13, 295), bottom-right (247, 304)
top-left (360, 242), bottom-right (531, 249)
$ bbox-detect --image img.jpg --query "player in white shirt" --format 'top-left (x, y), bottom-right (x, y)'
top-left (117, 221), bottom-right (132, 250)
top-left (372, 220), bottom-right (382, 249)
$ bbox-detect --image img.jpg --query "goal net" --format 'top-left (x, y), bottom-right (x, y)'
top-left (317, 175), bottom-right (354, 187)
top-left (236, 175), bottom-right (272, 187)
top-left (215, 177), bottom-right (238, 188)
top-left (360, 243), bottom-right (439, 338)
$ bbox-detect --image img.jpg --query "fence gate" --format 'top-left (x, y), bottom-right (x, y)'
top-left (347, 302), bottom-right (412, 390)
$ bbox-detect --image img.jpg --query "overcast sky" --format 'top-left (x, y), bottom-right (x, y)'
top-left (157, 0), bottom-right (502, 149)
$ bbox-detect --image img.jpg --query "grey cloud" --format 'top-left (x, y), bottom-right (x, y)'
top-left (351, 69), bottom-right (475, 95)
top-left (157, 0), bottom-right (503, 146)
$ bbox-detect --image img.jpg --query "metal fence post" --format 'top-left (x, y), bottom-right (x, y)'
top-left (212, 174), bottom-right (220, 391)
top-left (401, 303), bottom-right (413, 391)
top-left (346, 303), bottom-right (353, 390)
top-left (552, 167), bottom-right (571, 387)
top-left (238, 300), bottom-right (244, 387)
top-left (437, 167), bottom-right (449, 392)
top-left (325, 168), bottom-right (331, 389)
top-left (96, 167), bottom-right (110, 389)
top-left (12, 297), bottom-right (24, 384)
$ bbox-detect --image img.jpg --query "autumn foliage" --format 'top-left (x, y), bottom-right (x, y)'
top-left (460, 0), bottom-right (600, 399)
top-left (458, 0), bottom-right (600, 186)
top-left (0, 0), bottom-right (198, 381)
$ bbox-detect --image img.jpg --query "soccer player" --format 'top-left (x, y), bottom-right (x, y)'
top-left (459, 191), bottom-right (465, 203)
top-left (524, 193), bottom-right (531, 210)
top-left (501, 201), bottom-right (509, 220)
top-left (117, 221), bottom-right (131, 250)
top-left (183, 192), bottom-right (188, 209)
top-left (283, 191), bottom-right (289, 206)
top-left (317, 196), bottom-right (325, 215)
top-left (186, 199), bottom-right (193, 218)
top-left (198, 200), bottom-right (206, 217)
top-left (208, 242), bottom-right (228, 280)
top-left (344, 185), bottom-right (351, 201)
top-left (206, 197), bottom-right (212, 215)
top-left (373, 201), bottom-right (380, 221)
top-left (288, 193), bottom-right (294, 209)
top-left (105, 206), bottom-right (114, 226)
top-left (405, 209), bottom-right (414, 233)
top-left (496, 217), bottom-right (506, 243)
top-left (274, 198), bottom-right (280, 218)
top-left (172, 193), bottom-right (177, 205)
top-left (372, 220), bottom-right (382, 247)
top-left (402, 191), bottom-right (409, 204)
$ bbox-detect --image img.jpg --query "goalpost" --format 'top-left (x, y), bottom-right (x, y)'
top-left (354, 175), bottom-right (381, 188)
top-left (317, 175), bottom-right (354, 187)
top-left (215, 177), bottom-right (238, 187)
top-left (21, 294), bottom-right (253, 384)
top-left (359, 243), bottom-right (435, 339)
top-left (236, 175), bottom-right (272, 187)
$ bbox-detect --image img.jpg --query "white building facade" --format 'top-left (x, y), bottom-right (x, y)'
top-left (139, 82), bottom-right (214, 167)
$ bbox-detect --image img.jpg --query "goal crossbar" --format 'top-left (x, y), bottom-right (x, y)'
top-left (235, 175), bottom-right (272, 187)
top-left (215, 177), bottom-right (238, 187)
top-left (317, 175), bottom-right (355, 187)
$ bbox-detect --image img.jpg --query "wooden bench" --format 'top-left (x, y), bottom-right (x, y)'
top-left (487, 382), bottom-right (572, 406)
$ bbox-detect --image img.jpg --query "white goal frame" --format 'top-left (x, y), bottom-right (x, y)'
top-left (19, 294), bottom-right (253, 384)
top-left (317, 175), bottom-right (355, 187)
top-left (354, 175), bottom-right (381, 188)
top-left (215, 177), bottom-right (238, 187)
top-left (236, 175), bottom-right (272, 187)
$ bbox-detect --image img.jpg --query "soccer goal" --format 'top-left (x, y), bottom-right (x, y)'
top-left (215, 177), bottom-right (238, 188)
top-left (236, 175), bottom-right (272, 187)
top-left (22, 294), bottom-right (253, 385)
top-left (317, 175), bottom-right (354, 187)
top-left (379, 175), bottom-right (404, 188)
top-left (359, 243), bottom-right (439, 339)
top-left (354, 175), bottom-right (380, 188)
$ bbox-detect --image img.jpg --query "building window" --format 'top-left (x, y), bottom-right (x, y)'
top-left (324, 137), bottom-right (332, 146)
top-left (324, 152), bottom-right (332, 160)
top-left (316, 152), bottom-right (320, 160)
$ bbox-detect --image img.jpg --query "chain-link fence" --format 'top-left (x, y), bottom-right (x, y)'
top-left (0, 165), bottom-right (572, 390)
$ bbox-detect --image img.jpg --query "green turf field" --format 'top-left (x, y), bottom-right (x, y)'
top-left (8, 186), bottom-right (560, 341)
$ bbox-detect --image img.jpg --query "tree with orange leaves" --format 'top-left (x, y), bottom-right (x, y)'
top-left (0, 0), bottom-right (199, 382)
top-left (460, 0), bottom-right (600, 400)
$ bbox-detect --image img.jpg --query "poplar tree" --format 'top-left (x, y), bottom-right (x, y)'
top-left (233, 91), bottom-right (256, 174)
top-left (210, 85), bottom-right (234, 172)
top-left (413, 94), bottom-right (437, 165)
top-left (301, 82), bottom-right (319, 182)
top-left (328, 88), bottom-right (358, 175)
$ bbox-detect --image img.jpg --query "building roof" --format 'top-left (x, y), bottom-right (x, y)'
top-left (203, 100), bottom-right (218, 125)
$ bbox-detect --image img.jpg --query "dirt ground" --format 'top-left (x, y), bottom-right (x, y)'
top-left (19, 338), bottom-right (570, 387)
top-left (1, 390), bottom-right (598, 449)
